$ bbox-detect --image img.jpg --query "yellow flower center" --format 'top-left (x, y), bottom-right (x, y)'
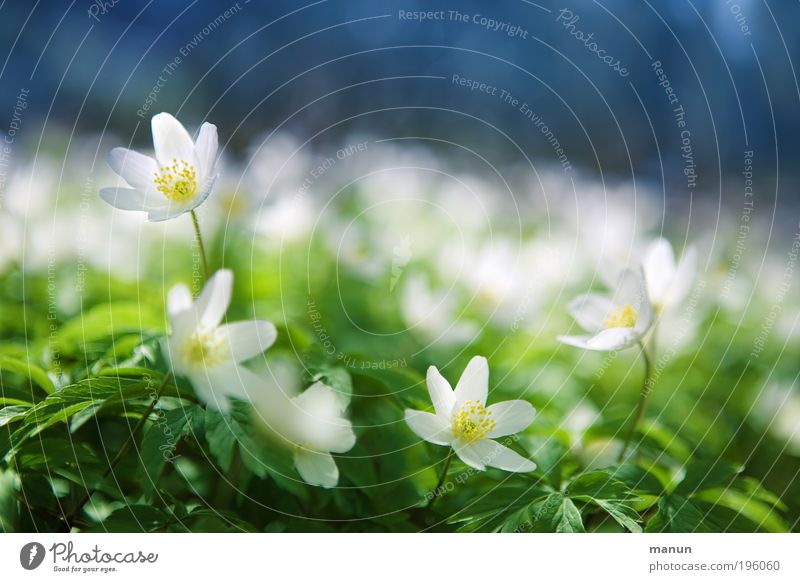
top-left (452, 400), bottom-right (496, 442)
top-left (154, 159), bottom-right (198, 202)
top-left (183, 328), bottom-right (226, 367)
top-left (604, 304), bottom-right (639, 329)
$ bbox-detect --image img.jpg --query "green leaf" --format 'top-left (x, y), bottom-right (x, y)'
top-left (692, 487), bottom-right (789, 532)
top-left (0, 468), bottom-right (20, 532)
top-left (568, 470), bottom-right (635, 501)
top-left (204, 407), bottom-right (239, 472)
top-left (138, 405), bottom-right (197, 497)
top-left (607, 463), bottom-right (665, 496)
top-left (593, 499), bottom-right (642, 533)
top-left (531, 492), bottom-right (585, 532)
top-left (0, 406), bottom-right (30, 428)
top-left (675, 460), bottom-right (743, 495)
top-left (645, 494), bottom-right (714, 533)
top-left (55, 302), bottom-right (164, 356)
top-left (0, 355), bottom-right (55, 394)
top-left (529, 437), bottom-right (567, 489)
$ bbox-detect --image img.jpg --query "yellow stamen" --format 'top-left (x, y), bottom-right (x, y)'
top-left (604, 304), bottom-right (639, 329)
top-left (154, 158), bottom-right (198, 202)
top-left (452, 400), bottom-right (496, 442)
top-left (183, 328), bottom-right (226, 367)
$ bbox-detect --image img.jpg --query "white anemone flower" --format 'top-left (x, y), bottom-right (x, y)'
top-left (166, 269), bottom-right (277, 413)
top-left (404, 356), bottom-right (537, 472)
top-left (559, 268), bottom-right (653, 351)
top-left (642, 238), bottom-right (697, 310)
top-left (100, 113), bottom-right (218, 221)
top-left (255, 380), bottom-right (356, 488)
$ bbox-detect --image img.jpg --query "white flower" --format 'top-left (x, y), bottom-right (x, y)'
top-left (401, 273), bottom-right (479, 347)
top-left (559, 267), bottom-right (653, 351)
top-left (255, 380), bottom-right (356, 488)
top-left (100, 113), bottom-right (218, 221)
top-left (404, 356), bottom-right (537, 472)
top-left (642, 238), bottom-right (697, 310)
top-left (166, 269), bottom-right (277, 413)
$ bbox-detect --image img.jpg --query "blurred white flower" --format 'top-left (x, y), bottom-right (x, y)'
top-left (401, 273), bottom-right (479, 347)
top-left (100, 113), bottom-right (218, 221)
top-left (166, 269), bottom-right (277, 413)
top-left (753, 383), bottom-right (800, 456)
top-left (559, 267), bottom-right (653, 351)
top-left (404, 356), bottom-right (537, 472)
top-left (255, 380), bottom-right (356, 488)
top-left (643, 238), bottom-right (697, 310)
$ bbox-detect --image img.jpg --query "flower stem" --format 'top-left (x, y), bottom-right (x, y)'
top-left (190, 210), bottom-right (209, 281)
top-left (426, 449), bottom-right (454, 508)
top-left (64, 372), bottom-right (173, 529)
top-left (617, 342), bottom-right (653, 462)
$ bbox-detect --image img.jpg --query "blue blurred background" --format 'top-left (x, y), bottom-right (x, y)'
top-left (1, 0), bottom-right (798, 217)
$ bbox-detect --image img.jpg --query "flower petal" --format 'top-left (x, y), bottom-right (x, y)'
top-left (567, 293), bottom-right (614, 334)
top-left (194, 269), bottom-right (233, 328)
top-left (188, 368), bottom-right (232, 413)
top-left (99, 187), bottom-right (153, 212)
top-left (147, 205), bottom-right (188, 222)
top-left (663, 245), bottom-right (697, 308)
top-left (404, 410), bottom-right (452, 446)
top-left (107, 147), bottom-right (158, 193)
top-left (487, 400), bottom-right (536, 438)
top-left (151, 112), bottom-right (196, 167)
top-left (643, 238), bottom-right (676, 305)
top-left (558, 335), bottom-right (593, 349)
top-left (586, 327), bottom-right (638, 351)
top-left (426, 366), bottom-right (455, 417)
top-left (452, 439), bottom-right (485, 471)
top-left (294, 448), bottom-right (339, 488)
top-left (194, 122), bottom-right (218, 179)
top-left (291, 382), bottom-right (356, 453)
top-left (454, 356), bottom-right (489, 405)
top-left (218, 320), bottom-right (277, 363)
top-left (469, 439), bottom-right (537, 472)
top-left (167, 283), bottom-right (192, 317)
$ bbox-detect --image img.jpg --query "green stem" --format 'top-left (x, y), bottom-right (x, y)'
top-left (190, 210), bottom-right (209, 281)
top-left (617, 341), bottom-right (653, 462)
top-left (65, 373), bottom-right (173, 529)
top-left (426, 449), bottom-right (454, 509)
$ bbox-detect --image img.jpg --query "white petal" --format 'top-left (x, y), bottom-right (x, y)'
top-left (487, 400), bottom-right (536, 438)
top-left (291, 382), bottom-right (356, 453)
top-left (404, 410), bottom-right (452, 446)
top-left (294, 449), bottom-right (339, 488)
top-left (586, 328), bottom-right (638, 351)
top-left (194, 122), bottom-right (218, 178)
top-left (99, 187), bottom-right (152, 212)
top-left (188, 174), bottom-right (217, 211)
top-left (218, 320), bottom-right (277, 363)
top-left (107, 147), bottom-right (158, 192)
top-left (558, 335), bottom-right (594, 350)
top-left (151, 112), bottom-right (196, 167)
top-left (426, 366), bottom-right (455, 417)
top-left (167, 283), bottom-right (192, 317)
top-left (614, 267), bottom-right (650, 311)
top-left (195, 269), bottom-right (233, 328)
top-left (452, 439), bottom-right (485, 471)
top-left (454, 356), bottom-right (489, 405)
top-left (663, 246), bottom-right (697, 307)
top-left (469, 439), bottom-right (537, 472)
top-left (567, 294), bottom-right (614, 334)
top-left (643, 238), bottom-right (676, 304)
top-left (147, 205), bottom-right (188, 222)
top-left (188, 369), bottom-right (231, 413)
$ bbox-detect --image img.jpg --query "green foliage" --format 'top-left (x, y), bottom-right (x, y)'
top-left (0, 221), bottom-right (796, 533)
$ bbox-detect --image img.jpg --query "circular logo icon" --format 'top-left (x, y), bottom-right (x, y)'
top-left (20, 542), bottom-right (46, 570)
